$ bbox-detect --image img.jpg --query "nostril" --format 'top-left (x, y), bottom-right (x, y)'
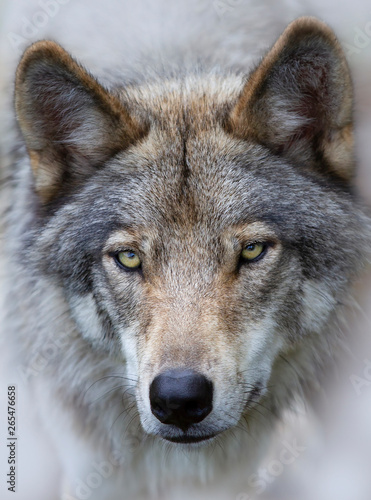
top-left (184, 400), bottom-right (208, 418)
top-left (151, 401), bottom-right (168, 420)
top-left (149, 369), bottom-right (213, 430)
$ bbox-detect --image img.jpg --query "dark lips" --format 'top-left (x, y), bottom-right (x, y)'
top-left (164, 433), bottom-right (216, 444)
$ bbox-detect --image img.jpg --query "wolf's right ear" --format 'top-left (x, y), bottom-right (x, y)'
top-left (15, 41), bottom-right (146, 203)
top-left (228, 17), bottom-right (354, 182)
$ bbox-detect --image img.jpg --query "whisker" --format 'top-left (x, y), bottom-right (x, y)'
top-left (88, 384), bottom-right (128, 405)
top-left (83, 375), bottom-right (137, 401)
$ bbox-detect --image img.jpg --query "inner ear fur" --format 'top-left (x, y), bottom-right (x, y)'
top-left (15, 40), bottom-right (146, 203)
top-left (228, 17), bottom-right (354, 182)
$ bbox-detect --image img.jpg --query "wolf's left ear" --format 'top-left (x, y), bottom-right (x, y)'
top-left (15, 41), bottom-right (146, 203)
top-left (228, 17), bottom-right (354, 181)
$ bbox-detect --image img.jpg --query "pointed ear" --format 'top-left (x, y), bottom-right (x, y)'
top-left (15, 41), bottom-right (146, 203)
top-left (228, 17), bottom-right (354, 182)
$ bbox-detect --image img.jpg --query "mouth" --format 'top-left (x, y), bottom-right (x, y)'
top-left (162, 433), bottom-right (217, 444)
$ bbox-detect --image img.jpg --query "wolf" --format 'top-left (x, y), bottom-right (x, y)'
top-left (1, 0), bottom-right (371, 499)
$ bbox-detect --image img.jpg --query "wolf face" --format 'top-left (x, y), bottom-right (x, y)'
top-left (14, 17), bottom-right (370, 448)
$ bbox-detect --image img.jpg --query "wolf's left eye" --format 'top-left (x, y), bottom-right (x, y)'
top-left (115, 251), bottom-right (141, 270)
top-left (241, 243), bottom-right (266, 262)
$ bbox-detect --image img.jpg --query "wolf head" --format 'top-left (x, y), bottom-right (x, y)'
top-left (14, 17), bottom-right (370, 446)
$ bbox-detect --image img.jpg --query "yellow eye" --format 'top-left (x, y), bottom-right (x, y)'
top-left (241, 243), bottom-right (266, 262)
top-left (116, 250), bottom-right (141, 269)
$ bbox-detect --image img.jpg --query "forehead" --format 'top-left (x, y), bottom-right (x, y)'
top-left (84, 78), bottom-right (325, 242)
top-left (106, 130), bottom-right (272, 233)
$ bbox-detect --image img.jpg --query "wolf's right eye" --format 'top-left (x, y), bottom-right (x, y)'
top-left (115, 251), bottom-right (141, 270)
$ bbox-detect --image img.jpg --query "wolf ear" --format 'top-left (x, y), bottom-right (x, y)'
top-left (228, 17), bottom-right (354, 181)
top-left (15, 41), bottom-right (145, 203)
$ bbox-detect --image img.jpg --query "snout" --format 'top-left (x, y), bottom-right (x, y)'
top-left (149, 369), bottom-right (213, 431)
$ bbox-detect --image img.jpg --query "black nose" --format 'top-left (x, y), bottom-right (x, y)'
top-left (149, 369), bottom-right (213, 431)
